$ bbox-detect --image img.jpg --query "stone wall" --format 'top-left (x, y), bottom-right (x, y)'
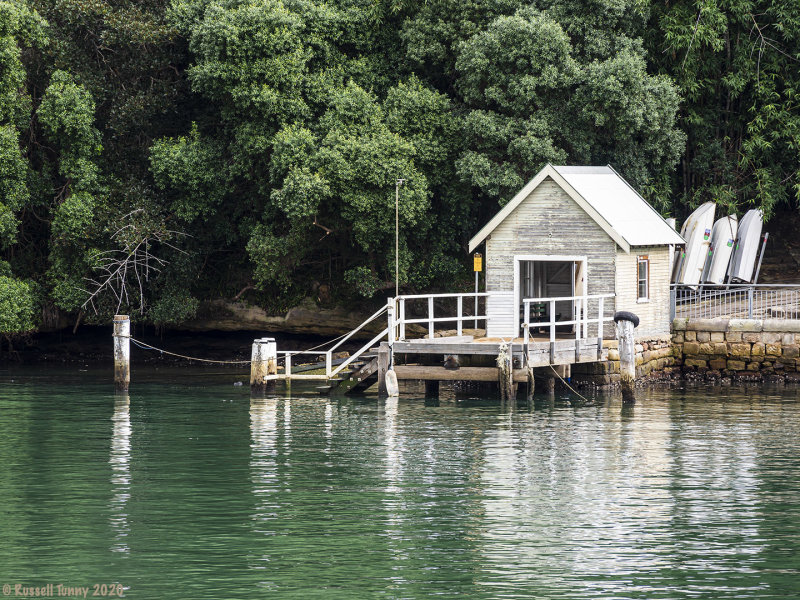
top-left (571, 336), bottom-right (676, 386)
top-left (672, 318), bottom-right (800, 382)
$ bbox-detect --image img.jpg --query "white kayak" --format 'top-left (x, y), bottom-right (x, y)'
top-left (676, 202), bottom-right (716, 285)
top-left (701, 214), bottom-right (738, 285)
top-left (728, 209), bottom-right (764, 283)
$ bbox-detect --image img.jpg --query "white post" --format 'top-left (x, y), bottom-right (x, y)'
top-left (113, 315), bottom-right (130, 392)
top-left (523, 300), bottom-right (530, 348)
top-left (387, 298), bottom-right (395, 345)
top-left (399, 297), bottom-right (406, 341)
top-left (614, 313), bottom-right (638, 404)
top-left (428, 296), bottom-right (434, 339)
top-left (457, 296), bottom-right (463, 336)
top-left (285, 352), bottom-right (292, 379)
top-left (597, 297), bottom-right (605, 338)
top-left (549, 300), bottom-right (556, 343)
top-left (474, 272), bottom-right (479, 328)
top-left (325, 351), bottom-right (332, 377)
top-left (574, 297), bottom-right (581, 340)
top-left (251, 337), bottom-right (277, 394)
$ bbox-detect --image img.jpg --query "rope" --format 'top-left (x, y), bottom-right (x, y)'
top-left (130, 338), bottom-right (251, 365)
top-left (547, 364), bottom-right (594, 405)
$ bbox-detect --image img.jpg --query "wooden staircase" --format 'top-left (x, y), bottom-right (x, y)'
top-left (315, 352), bottom-right (379, 395)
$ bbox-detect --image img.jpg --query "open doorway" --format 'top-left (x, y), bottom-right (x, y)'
top-left (514, 255), bottom-right (586, 336)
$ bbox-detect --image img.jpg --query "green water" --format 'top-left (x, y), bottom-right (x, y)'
top-left (2, 367), bottom-right (800, 599)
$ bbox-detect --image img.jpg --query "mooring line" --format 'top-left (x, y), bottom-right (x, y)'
top-left (129, 338), bottom-right (252, 365)
top-left (547, 364), bottom-right (594, 405)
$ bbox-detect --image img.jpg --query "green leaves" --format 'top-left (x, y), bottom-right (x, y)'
top-left (37, 70), bottom-right (102, 190)
top-left (0, 274), bottom-right (36, 335)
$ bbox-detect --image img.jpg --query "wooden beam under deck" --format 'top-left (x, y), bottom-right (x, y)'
top-left (393, 366), bottom-right (530, 383)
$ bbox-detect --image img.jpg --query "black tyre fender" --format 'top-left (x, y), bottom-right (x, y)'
top-left (613, 311), bottom-right (640, 328)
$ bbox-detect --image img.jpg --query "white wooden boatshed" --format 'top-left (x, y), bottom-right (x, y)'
top-left (469, 164), bottom-right (685, 339)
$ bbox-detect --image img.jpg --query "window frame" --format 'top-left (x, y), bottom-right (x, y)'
top-left (637, 255), bottom-right (649, 302)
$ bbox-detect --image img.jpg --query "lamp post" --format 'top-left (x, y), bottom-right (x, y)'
top-left (395, 178), bottom-right (406, 297)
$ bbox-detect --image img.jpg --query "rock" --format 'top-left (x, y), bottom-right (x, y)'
top-left (175, 298), bottom-right (391, 339)
top-left (728, 343), bottom-right (751, 357)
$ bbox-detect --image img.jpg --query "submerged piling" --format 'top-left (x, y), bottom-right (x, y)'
top-left (113, 315), bottom-right (130, 392)
top-left (614, 311), bottom-right (639, 404)
top-left (250, 337), bottom-right (277, 395)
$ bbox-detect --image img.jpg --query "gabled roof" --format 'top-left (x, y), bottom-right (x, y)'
top-left (468, 164), bottom-right (685, 254)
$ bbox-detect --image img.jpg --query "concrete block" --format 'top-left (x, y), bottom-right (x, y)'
top-left (762, 332), bottom-right (781, 344)
top-left (729, 343), bottom-right (751, 357)
top-left (766, 343), bottom-right (782, 356)
top-left (713, 342), bottom-right (728, 355)
top-left (696, 331), bottom-right (711, 342)
top-left (725, 332), bottom-right (742, 342)
top-left (751, 343), bottom-right (765, 357)
top-left (710, 332), bottom-right (725, 342)
top-left (727, 360), bottom-right (746, 371)
top-left (728, 319), bottom-right (763, 332)
top-left (687, 318), bottom-right (729, 332)
top-left (764, 319), bottom-right (800, 332)
top-left (747, 362), bottom-right (761, 371)
top-left (743, 332), bottom-right (762, 343)
top-left (683, 341), bottom-right (700, 355)
top-left (672, 332), bottom-right (684, 344)
top-left (783, 345), bottom-right (799, 358)
top-left (783, 334), bottom-right (795, 345)
top-left (685, 331), bottom-right (697, 342)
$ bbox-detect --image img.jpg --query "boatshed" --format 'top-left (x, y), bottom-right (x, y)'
top-left (469, 164), bottom-right (685, 339)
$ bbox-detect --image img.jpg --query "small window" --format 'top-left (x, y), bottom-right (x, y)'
top-left (637, 255), bottom-right (649, 301)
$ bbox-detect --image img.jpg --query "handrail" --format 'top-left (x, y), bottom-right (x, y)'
top-left (395, 292), bottom-right (501, 300)
top-left (330, 327), bottom-right (389, 377)
top-left (522, 294), bottom-right (615, 345)
top-left (328, 304), bottom-right (388, 353)
top-left (522, 293), bottom-right (615, 303)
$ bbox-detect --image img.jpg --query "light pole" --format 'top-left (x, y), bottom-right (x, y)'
top-left (395, 178), bottom-right (406, 297)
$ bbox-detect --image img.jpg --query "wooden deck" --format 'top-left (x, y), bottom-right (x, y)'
top-left (392, 335), bottom-right (606, 367)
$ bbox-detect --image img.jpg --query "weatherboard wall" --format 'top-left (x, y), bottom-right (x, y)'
top-left (485, 177), bottom-right (617, 337)
top-left (615, 245), bottom-right (673, 338)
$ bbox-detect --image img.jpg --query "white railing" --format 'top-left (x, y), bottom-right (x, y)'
top-left (277, 304), bottom-right (389, 380)
top-left (671, 284), bottom-right (800, 320)
top-left (522, 293), bottom-right (615, 346)
top-left (389, 292), bottom-right (493, 341)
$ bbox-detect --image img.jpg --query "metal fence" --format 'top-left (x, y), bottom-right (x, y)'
top-left (671, 285), bottom-right (800, 320)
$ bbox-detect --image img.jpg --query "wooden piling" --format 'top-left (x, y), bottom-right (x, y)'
top-left (250, 337), bottom-right (277, 395)
top-left (377, 342), bottom-right (390, 397)
top-left (614, 312), bottom-right (639, 404)
top-left (425, 380), bottom-right (440, 398)
top-left (497, 343), bottom-right (514, 401)
top-left (113, 315), bottom-right (130, 392)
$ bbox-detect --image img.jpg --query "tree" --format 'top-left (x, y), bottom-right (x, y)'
top-left (647, 0), bottom-right (800, 218)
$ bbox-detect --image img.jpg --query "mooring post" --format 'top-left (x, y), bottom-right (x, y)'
top-left (614, 311), bottom-right (639, 404)
top-left (250, 337), bottom-right (277, 395)
top-left (113, 315), bottom-right (130, 392)
top-left (377, 342), bottom-right (390, 397)
top-left (497, 342), bottom-right (514, 402)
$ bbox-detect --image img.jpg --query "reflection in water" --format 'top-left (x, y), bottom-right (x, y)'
top-left (109, 395), bottom-right (131, 554)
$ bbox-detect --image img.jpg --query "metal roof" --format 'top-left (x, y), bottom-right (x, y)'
top-left (468, 164), bottom-right (684, 253)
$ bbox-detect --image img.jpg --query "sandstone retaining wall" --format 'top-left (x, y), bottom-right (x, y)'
top-left (671, 318), bottom-right (800, 382)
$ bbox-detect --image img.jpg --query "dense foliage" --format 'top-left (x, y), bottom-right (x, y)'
top-left (0, 0), bottom-right (797, 333)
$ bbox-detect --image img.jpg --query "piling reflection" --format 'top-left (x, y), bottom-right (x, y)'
top-left (109, 394), bottom-right (131, 554)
